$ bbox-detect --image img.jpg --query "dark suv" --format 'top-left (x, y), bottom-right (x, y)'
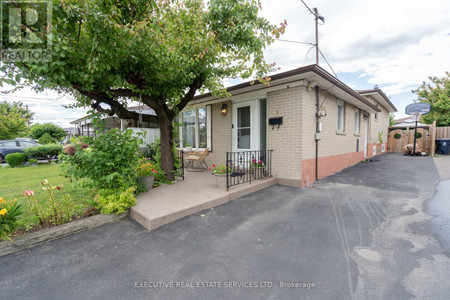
top-left (0, 139), bottom-right (40, 163)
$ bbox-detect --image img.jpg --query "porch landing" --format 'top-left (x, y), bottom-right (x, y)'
top-left (130, 172), bottom-right (276, 231)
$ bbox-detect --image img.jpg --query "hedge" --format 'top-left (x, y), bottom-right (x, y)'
top-left (5, 153), bottom-right (29, 167)
top-left (24, 144), bottom-right (63, 163)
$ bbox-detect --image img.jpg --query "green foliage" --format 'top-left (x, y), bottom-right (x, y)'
top-left (136, 159), bottom-right (158, 177)
top-left (5, 153), bottom-right (28, 167)
top-left (30, 123), bottom-right (67, 141)
top-left (389, 113), bottom-right (395, 127)
top-left (60, 128), bottom-right (142, 190)
top-left (24, 144), bottom-right (63, 163)
top-left (0, 197), bottom-right (23, 241)
top-left (38, 133), bottom-right (56, 144)
top-left (413, 72), bottom-right (450, 126)
top-left (24, 181), bottom-right (79, 227)
top-left (0, 0), bottom-right (284, 181)
top-left (0, 101), bottom-right (33, 140)
top-left (378, 131), bottom-right (383, 144)
top-left (95, 187), bottom-right (137, 215)
top-left (211, 164), bottom-right (227, 175)
top-left (0, 164), bottom-right (95, 233)
top-left (150, 138), bottom-right (182, 183)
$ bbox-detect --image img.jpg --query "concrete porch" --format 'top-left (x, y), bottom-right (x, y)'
top-left (130, 171), bottom-right (276, 231)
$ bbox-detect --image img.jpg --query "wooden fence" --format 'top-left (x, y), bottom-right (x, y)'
top-left (436, 126), bottom-right (450, 139)
top-left (388, 127), bottom-right (430, 154)
top-left (388, 122), bottom-right (450, 155)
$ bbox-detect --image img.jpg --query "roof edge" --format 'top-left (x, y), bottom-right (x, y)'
top-left (357, 89), bottom-right (397, 112)
top-left (193, 64), bottom-right (380, 112)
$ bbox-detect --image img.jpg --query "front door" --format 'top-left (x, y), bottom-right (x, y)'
top-left (233, 101), bottom-right (254, 152)
top-left (364, 118), bottom-right (369, 157)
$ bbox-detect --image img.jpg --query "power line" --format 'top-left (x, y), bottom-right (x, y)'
top-left (300, 0), bottom-right (315, 16)
top-left (319, 49), bottom-right (337, 78)
top-left (275, 39), bottom-right (314, 46)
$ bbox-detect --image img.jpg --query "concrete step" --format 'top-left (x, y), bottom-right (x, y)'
top-left (130, 175), bottom-right (276, 231)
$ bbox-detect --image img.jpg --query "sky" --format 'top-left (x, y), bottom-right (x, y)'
top-left (1, 0), bottom-right (449, 127)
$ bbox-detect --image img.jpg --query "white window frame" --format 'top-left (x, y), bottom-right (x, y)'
top-left (180, 106), bottom-right (211, 150)
top-left (374, 101), bottom-right (379, 120)
top-left (354, 108), bottom-right (360, 134)
top-left (337, 99), bottom-right (345, 132)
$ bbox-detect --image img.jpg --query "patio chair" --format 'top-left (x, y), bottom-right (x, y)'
top-left (186, 148), bottom-right (208, 172)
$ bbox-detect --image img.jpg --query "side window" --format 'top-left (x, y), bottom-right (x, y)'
top-left (337, 99), bottom-right (345, 132)
top-left (3, 141), bottom-right (17, 147)
top-left (374, 101), bottom-right (379, 120)
top-left (354, 108), bottom-right (360, 134)
top-left (20, 141), bottom-right (36, 147)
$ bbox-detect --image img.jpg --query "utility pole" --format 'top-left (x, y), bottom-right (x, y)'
top-left (313, 7), bottom-right (319, 65)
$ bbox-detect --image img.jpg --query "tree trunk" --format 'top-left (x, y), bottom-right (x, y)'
top-left (159, 115), bottom-right (175, 181)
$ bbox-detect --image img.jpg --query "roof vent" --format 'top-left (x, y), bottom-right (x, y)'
top-left (374, 84), bottom-right (379, 89)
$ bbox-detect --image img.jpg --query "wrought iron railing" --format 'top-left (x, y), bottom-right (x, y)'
top-left (226, 150), bottom-right (273, 190)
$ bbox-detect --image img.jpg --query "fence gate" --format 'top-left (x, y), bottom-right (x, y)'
top-left (387, 128), bottom-right (430, 154)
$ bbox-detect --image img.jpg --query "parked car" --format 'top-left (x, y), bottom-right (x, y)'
top-left (0, 139), bottom-right (40, 163)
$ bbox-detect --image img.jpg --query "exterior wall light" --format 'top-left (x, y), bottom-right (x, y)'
top-left (221, 103), bottom-right (228, 116)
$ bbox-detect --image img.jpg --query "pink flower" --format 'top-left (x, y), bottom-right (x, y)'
top-left (258, 160), bottom-right (262, 164)
top-left (209, 167), bottom-right (211, 170)
top-left (213, 164), bottom-right (216, 168)
top-left (154, 170), bottom-right (158, 173)
top-left (24, 190), bottom-right (35, 196)
top-left (252, 159), bottom-right (256, 163)
top-left (56, 186), bottom-right (60, 190)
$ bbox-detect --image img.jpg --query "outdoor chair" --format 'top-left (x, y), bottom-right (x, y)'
top-left (186, 148), bottom-right (209, 172)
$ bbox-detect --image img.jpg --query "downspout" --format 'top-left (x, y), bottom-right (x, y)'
top-left (315, 86), bottom-right (320, 181)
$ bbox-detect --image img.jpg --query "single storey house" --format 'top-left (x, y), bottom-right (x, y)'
top-left (70, 105), bottom-right (160, 145)
top-left (180, 64), bottom-right (397, 187)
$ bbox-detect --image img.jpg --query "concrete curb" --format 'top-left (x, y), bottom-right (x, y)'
top-left (0, 213), bottom-right (127, 258)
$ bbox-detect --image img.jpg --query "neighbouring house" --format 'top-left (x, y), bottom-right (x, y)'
top-left (70, 105), bottom-right (160, 145)
top-left (180, 64), bottom-right (397, 187)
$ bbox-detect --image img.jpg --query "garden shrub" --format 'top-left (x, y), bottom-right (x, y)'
top-left (30, 123), bottom-right (66, 141)
top-left (5, 153), bottom-right (28, 167)
top-left (150, 138), bottom-right (182, 184)
top-left (60, 128), bottom-right (142, 190)
top-left (95, 187), bottom-right (137, 214)
top-left (0, 197), bottom-right (22, 241)
top-left (38, 133), bottom-right (56, 144)
top-left (24, 144), bottom-right (63, 163)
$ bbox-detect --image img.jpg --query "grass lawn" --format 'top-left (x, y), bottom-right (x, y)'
top-left (0, 163), bottom-right (95, 232)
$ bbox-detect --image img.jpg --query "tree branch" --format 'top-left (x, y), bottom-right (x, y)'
top-left (73, 85), bottom-right (159, 123)
top-left (176, 78), bottom-right (204, 112)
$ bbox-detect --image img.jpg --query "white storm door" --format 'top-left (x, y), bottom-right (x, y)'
top-left (232, 100), bottom-right (258, 152)
top-left (364, 118), bottom-right (369, 157)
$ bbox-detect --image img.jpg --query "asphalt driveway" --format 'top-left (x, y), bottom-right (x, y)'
top-left (1, 154), bottom-right (449, 299)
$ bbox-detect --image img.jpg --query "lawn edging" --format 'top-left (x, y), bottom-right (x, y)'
top-left (0, 213), bottom-right (127, 258)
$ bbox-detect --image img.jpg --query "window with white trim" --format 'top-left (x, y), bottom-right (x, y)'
top-left (354, 108), bottom-right (360, 134)
top-left (337, 99), bottom-right (345, 132)
top-left (374, 101), bottom-right (379, 120)
top-left (180, 106), bottom-right (211, 149)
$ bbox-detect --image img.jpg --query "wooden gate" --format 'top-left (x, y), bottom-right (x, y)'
top-left (387, 127), bottom-right (430, 154)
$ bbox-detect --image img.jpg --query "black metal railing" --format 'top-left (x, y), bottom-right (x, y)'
top-left (226, 150), bottom-right (273, 191)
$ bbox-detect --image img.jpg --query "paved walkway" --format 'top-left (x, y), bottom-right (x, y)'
top-left (1, 154), bottom-right (449, 299)
top-left (131, 171), bottom-right (276, 230)
top-left (434, 155), bottom-right (450, 179)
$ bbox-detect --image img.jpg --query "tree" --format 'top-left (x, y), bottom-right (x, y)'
top-left (0, 101), bottom-right (34, 140)
top-left (413, 72), bottom-right (450, 126)
top-left (30, 123), bottom-right (66, 141)
top-left (389, 113), bottom-right (395, 127)
top-left (0, 0), bottom-right (285, 180)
